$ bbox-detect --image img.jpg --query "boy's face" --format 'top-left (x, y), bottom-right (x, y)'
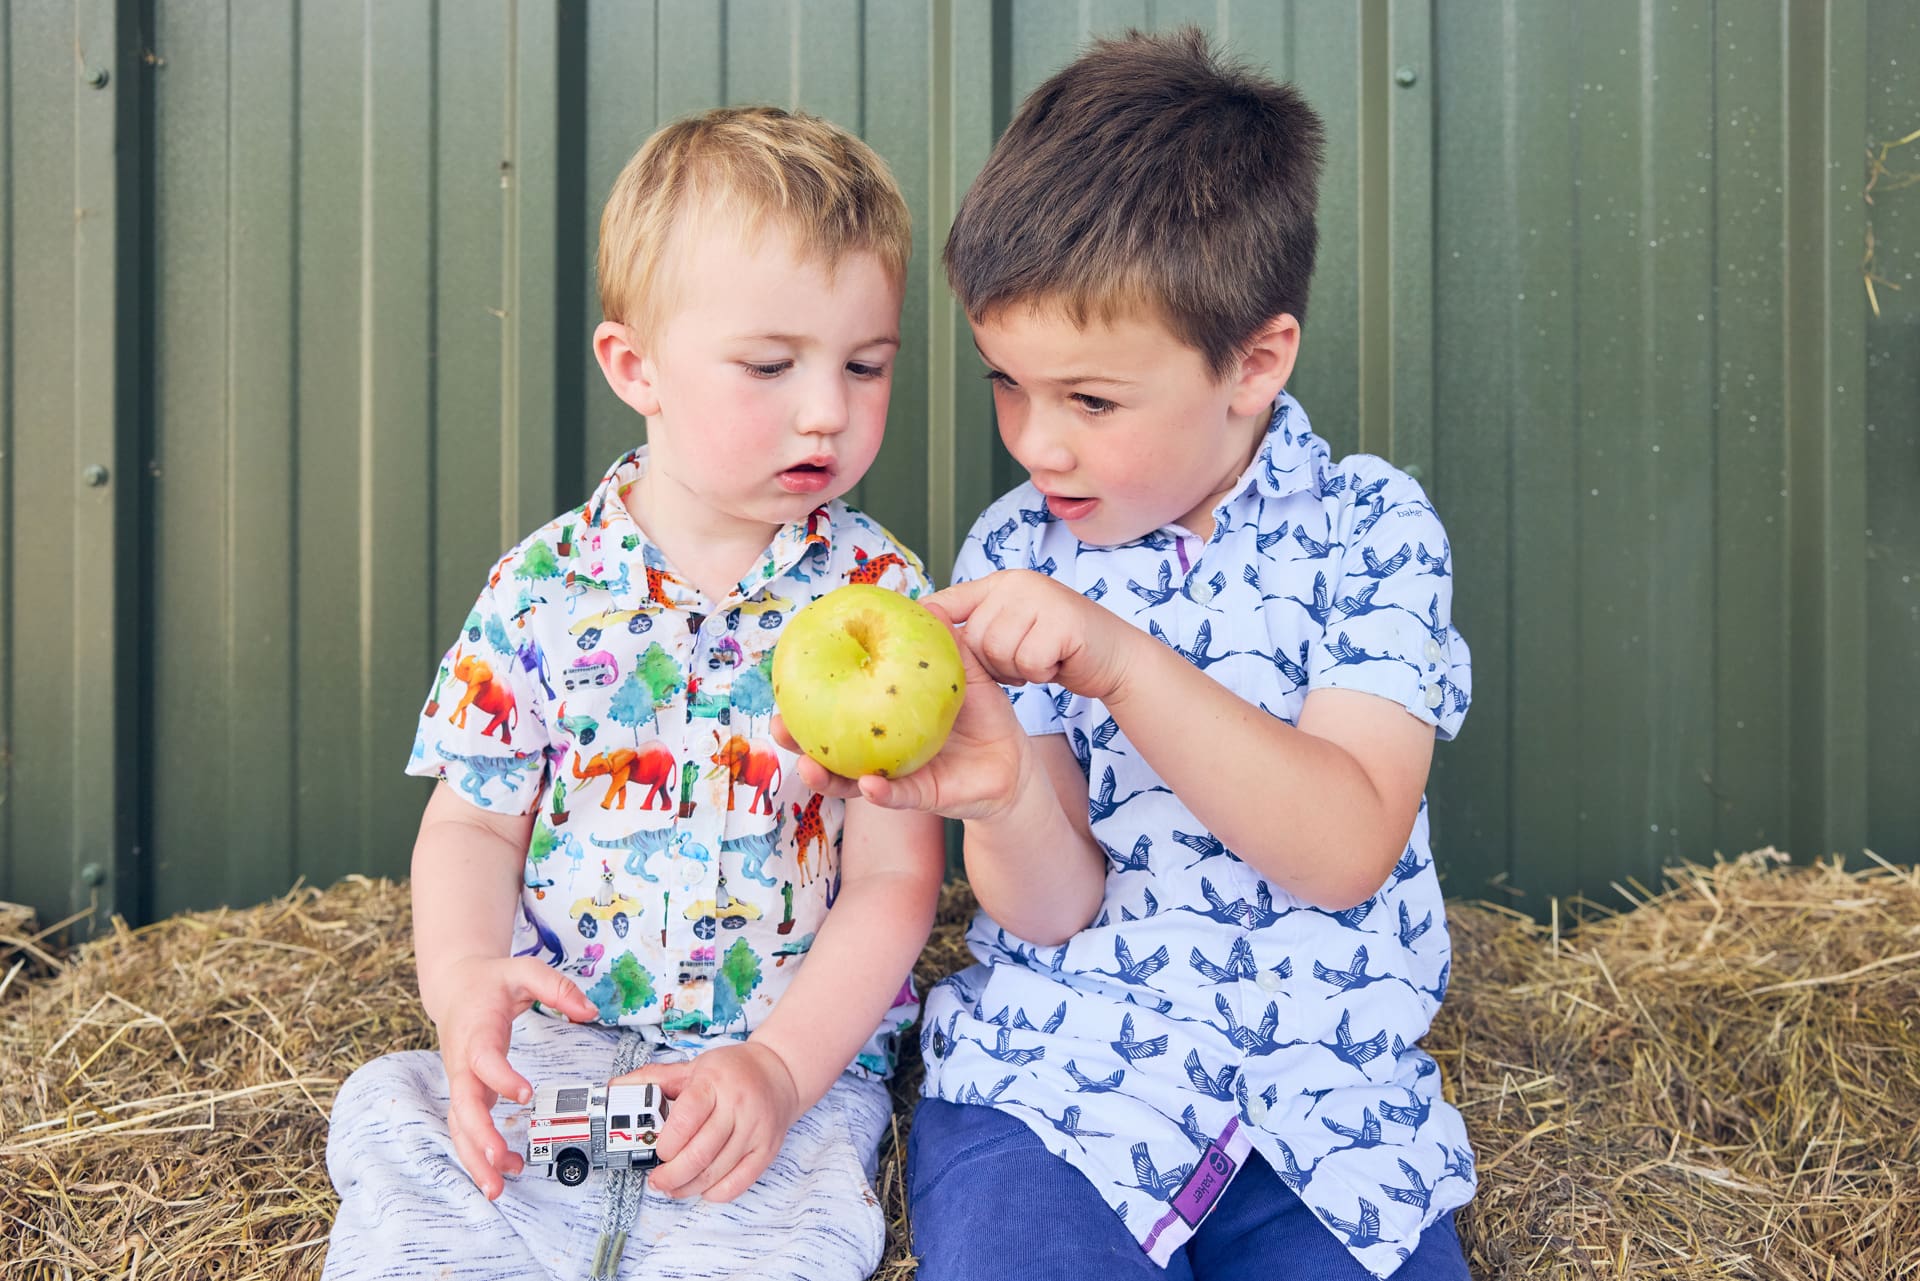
top-left (971, 304), bottom-right (1291, 545)
top-left (598, 219), bottom-right (903, 538)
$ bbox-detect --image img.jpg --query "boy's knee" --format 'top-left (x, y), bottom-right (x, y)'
top-left (909, 1099), bottom-right (1141, 1279)
top-left (327, 1051), bottom-right (449, 1178)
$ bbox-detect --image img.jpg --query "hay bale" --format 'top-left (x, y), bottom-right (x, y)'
top-left (4, 852), bottom-right (1917, 1279)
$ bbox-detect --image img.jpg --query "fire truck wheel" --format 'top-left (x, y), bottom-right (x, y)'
top-left (556, 1152), bottom-right (590, 1187)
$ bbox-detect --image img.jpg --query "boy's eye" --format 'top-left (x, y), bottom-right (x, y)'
top-left (744, 361), bottom-right (792, 378)
top-left (847, 361), bottom-right (888, 379)
top-left (1072, 393), bottom-right (1117, 416)
top-left (983, 369), bottom-right (1016, 388)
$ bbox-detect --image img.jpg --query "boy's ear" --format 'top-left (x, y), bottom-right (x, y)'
top-left (1228, 314), bottom-right (1301, 417)
top-left (594, 321), bottom-right (664, 417)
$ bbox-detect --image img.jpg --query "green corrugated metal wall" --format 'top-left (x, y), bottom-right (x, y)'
top-left (4, 0), bottom-right (1915, 930)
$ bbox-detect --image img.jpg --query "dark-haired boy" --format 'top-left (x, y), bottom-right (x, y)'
top-left (785, 28), bottom-right (1476, 1280)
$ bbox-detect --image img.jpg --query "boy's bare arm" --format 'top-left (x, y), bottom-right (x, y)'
top-left (412, 782), bottom-right (534, 1022)
top-left (411, 782), bottom-right (599, 1199)
top-left (749, 798), bottom-right (946, 1105)
top-left (932, 571), bottom-right (1432, 912)
top-left (1102, 641), bottom-right (1433, 910)
top-left (953, 733), bottom-right (1107, 945)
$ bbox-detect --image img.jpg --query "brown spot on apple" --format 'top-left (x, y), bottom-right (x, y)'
top-left (870, 725), bottom-right (886, 737)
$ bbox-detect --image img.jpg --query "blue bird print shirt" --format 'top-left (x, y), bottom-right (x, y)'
top-left (918, 394), bottom-right (1475, 1277)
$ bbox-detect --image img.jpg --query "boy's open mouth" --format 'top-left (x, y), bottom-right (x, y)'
top-left (1044, 495), bottom-right (1098, 522)
top-left (778, 461), bottom-right (834, 494)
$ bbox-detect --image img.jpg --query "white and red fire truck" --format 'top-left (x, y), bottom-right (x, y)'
top-left (526, 1080), bottom-right (671, 1186)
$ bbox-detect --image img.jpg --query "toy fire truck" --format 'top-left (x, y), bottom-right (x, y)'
top-left (526, 1080), bottom-right (671, 1187)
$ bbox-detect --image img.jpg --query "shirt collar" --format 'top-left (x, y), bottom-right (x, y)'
top-left (1169, 393), bottom-right (1319, 542)
top-left (1245, 392), bottom-right (1320, 502)
top-left (577, 446), bottom-right (831, 603)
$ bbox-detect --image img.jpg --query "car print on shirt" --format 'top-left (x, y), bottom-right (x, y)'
top-left (568, 606), bottom-right (653, 650)
top-left (570, 861), bottom-right (640, 939)
top-left (681, 871), bottom-right (762, 940)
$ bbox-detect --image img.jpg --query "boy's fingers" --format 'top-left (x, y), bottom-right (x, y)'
top-left (769, 714), bottom-right (799, 752)
top-left (859, 770), bottom-right (931, 813)
top-left (655, 1078), bottom-right (717, 1155)
top-left (651, 1112), bottom-right (735, 1197)
top-left (703, 1143), bottom-right (776, 1204)
top-left (450, 1127), bottom-right (505, 1199)
top-left (792, 753), bottom-right (862, 799)
top-left (922, 578), bottom-right (990, 624)
top-left (510, 958), bottom-right (597, 1023)
top-left (446, 1086), bottom-right (509, 1197)
top-left (470, 1046), bottom-right (531, 1107)
top-left (670, 1120), bottom-right (758, 1201)
top-left (615, 1059), bottom-right (695, 1094)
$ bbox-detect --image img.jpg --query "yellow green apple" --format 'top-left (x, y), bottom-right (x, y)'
top-left (772, 585), bottom-right (965, 778)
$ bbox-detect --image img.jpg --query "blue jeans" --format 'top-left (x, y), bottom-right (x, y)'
top-left (907, 1098), bottom-right (1472, 1281)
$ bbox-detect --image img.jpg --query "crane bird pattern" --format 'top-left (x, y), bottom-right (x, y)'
top-left (920, 395), bottom-right (1476, 1277)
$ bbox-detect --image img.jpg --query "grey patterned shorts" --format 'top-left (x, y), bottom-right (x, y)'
top-left (321, 1012), bottom-right (891, 1281)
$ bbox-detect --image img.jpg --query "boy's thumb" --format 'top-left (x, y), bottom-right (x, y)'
top-left (512, 958), bottom-right (598, 1022)
top-left (614, 1059), bottom-right (695, 1096)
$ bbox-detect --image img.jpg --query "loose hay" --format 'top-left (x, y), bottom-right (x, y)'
top-left (4, 850), bottom-right (1917, 1280)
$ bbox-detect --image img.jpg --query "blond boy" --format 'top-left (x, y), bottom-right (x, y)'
top-left (322, 107), bottom-right (944, 1281)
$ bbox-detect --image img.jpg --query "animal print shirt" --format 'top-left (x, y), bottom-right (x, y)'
top-left (407, 447), bottom-right (934, 1078)
top-left (919, 394), bottom-right (1476, 1276)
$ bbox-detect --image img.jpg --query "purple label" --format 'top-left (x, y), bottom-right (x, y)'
top-left (1171, 1144), bottom-right (1238, 1227)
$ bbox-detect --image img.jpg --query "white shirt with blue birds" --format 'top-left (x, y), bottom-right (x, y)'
top-left (918, 393), bottom-right (1475, 1278)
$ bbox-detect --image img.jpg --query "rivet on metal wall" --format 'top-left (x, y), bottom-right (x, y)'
top-left (83, 464), bottom-right (110, 487)
top-left (86, 67), bottom-right (110, 89)
top-left (1394, 66), bottom-right (1419, 87)
top-left (81, 863), bottom-right (106, 887)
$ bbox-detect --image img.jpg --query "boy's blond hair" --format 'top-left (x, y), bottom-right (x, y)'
top-left (598, 106), bottom-right (911, 343)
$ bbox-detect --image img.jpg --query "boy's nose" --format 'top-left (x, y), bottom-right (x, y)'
top-left (1011, 409), bottom-right (1075, 477)
top-left (797, 370), bottom-right (849, 436)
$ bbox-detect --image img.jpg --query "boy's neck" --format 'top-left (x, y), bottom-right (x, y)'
top-left (622, 466), bottom-right (782, 606)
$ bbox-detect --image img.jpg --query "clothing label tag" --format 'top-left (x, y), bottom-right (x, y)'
top-left (1172, 1142), bottom-right (1238, 1227)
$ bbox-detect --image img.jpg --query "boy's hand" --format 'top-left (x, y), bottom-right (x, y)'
top-left (432, 955), bottom-right (599, 1200)
top-left (616, 1041), bottom-right (802, 1202)
top-left (929, 571), bottom-right (1133, 702)
top-left (772, 599), bottom-right (1033, 821)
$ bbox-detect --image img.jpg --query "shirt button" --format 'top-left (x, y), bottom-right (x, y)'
top-left (1424, 638), bottom-right (1444, 663)
top-left (1424, 685), bottom-right (1444, 710)
top-left (1246, 1097), bottom-right (1269, 1125)
top-left (1257, 969), bottom-right (1285, 993)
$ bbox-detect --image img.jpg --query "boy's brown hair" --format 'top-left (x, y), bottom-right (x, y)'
top-left (599, 106), bottom-right (911, 343)
top-left (944, 28), bottom-right (1325, 377)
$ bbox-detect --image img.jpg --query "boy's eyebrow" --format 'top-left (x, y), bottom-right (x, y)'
top-left (745, 332), bottom-right (900, 349)
top-left (971, 341), bottom-right (1136, 388)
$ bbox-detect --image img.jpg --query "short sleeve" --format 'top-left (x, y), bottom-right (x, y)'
top-left (404, 568), bottom-right (551, 813)
top-left (952, 502), bottom-right (1066, 738)
top-left (1305, 462), bottom-right (1472, 740)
